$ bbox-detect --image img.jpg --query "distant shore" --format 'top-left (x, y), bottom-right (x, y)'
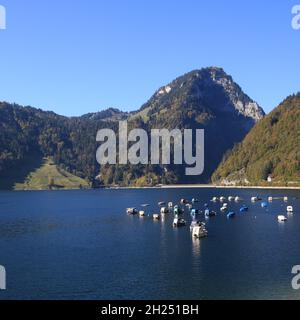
top-left (1, 184), bottom-right (300, 192)
top-left (109, 184), bottom-right (300, 190)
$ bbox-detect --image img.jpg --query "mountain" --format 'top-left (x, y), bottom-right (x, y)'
top-left (212, 93), bottom-right (300, 187)
top-left (121, 67), bottom-right (264, 184)
top-left (134, 67), bottom-right (264, 124)
top-left (0, 67), bottom-right (264, 189)
top-left (81, 108), bottom-right (128, 121)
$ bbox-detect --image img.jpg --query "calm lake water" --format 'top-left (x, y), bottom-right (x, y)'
top-left (0, 188), bottom-right (299, 300)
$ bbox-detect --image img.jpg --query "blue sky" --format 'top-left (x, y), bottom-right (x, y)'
top-left (0, 0), bottom-right (299, 116)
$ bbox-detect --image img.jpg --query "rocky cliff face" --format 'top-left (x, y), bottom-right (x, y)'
top-left (137, 67), bottom-right (264, 126)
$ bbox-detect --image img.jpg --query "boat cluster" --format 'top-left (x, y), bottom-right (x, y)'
top-left (209, 194), bottom-right (294, 222)
top-left (126, 194), bottom-right (295, 237)
top-left (127, 199), bottom-right (208, 239)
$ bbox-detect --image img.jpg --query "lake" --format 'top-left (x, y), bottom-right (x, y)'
top-left (0, 188), bottom-right (299, 300)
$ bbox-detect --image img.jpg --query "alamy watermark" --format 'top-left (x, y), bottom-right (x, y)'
top-left (0, 5), bottom-right (6, 30)
top-left (96, 121), bottom-right (204, 176)
top-left (292, 265), bottom-right (300, 290)
top-left (0, 265), bottom-right (6, 290)
top-left (292, 5), bottom-right (300, 30)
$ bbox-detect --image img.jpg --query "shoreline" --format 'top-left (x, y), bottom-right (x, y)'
top-left (1, 184), bottom-right (300, 192)
top-left (108, 184), bottom-right (300, 190)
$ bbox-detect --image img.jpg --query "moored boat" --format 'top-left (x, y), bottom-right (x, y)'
top-left (153, 214), bottom-right (161, 220)
top-left (173, 216), bottom-right (186, 227)
top-left (127, 208), bottom-right (138, 215)
top-left (278, 215), bottom-right (287, 222)
top-left (287, 206), bottom-right (293, 213)
top-left (139, 210), bottom-right (146, 217)
top-left (240, 205), bottom-right (248, 213)
top-left (227, 212), bottom-right (235, 219)
top-left (160, 207), bottom-right (169, 214)
top-left (192, 225), bottom-right (208, 238)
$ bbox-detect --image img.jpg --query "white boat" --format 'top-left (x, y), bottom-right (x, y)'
top-left (220, 206), bottom-right (227, 212)
top-left (223, 203), bottom-right (228, 208)
top-left (287, 206), bottom-right (294, 213)
top-left (212, 197), bottom-right (219, 202)
top-left (190, 220), bottom-right (205, 231)
top-left (220, 196), bottom-right (226, 202)
top-left (192, 225), bottom-right (208, 238)
top-left (186, 204), bottom-right (193, 210)
top-left (173, 217), bottom-right (186, 227)
top-left (228, 196), bottom-right (235, 201)
top-left (158, 201), bottom-right (166, 206)
top-left (168, 202), bottom-right (173, 208)
top-left (180, 199), bottom-right (188, 205)
top-left (251, 197), bottom-right (258, 202)
top-left (235, 196), bottom-right (241, 202)
top-left (160, 207), bottom-right (169, 214)
top-left (139, 210), bottom-right (145, 217)
top-left (153, 214), bottom-right (161, 220)
top-left (268, 197), bottom-right (273, 202)
top-left (278, 215), bottom-right (287, 222)
top-left (127, 208), bottom-right (138, 215)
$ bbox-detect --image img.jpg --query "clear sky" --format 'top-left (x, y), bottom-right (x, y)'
top-left (0, 0), bottom-right (299, 116)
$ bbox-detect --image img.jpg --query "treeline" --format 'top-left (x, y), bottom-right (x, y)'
top-left (212, 93), bottom-right (300, 186)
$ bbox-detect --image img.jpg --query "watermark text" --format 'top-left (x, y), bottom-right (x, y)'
top-left (292, 5), bottom-right (300, 30)
top-left (0, 265), bottom-right (6, 290)
top-left (96, 121), bottom-right (205, 176)
top-left (0, 5), bottom-right (6, 30)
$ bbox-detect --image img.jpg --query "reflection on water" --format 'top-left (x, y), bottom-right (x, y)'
top-left (191, 236), bottom-right (202, 258)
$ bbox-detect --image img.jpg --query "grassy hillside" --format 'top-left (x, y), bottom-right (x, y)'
top-left (212, 93), bottom-right (300, 187)
top-left (13, 158), bottom-right (90, 190)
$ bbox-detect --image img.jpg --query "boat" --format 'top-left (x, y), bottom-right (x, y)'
top-left (284, 197), bottom-right (288, 202)
top-left (228, 196), bottom-right (235, 201)
top-left (180, 199), bottom-right (189, 205)
top-left (192, 198), bottom-right (199, 203)
top-left (251, 197), bottom-right (258, 202)
top-left (158, 201), bottom-right (166, 206)
top-left (220, 196), bottom-right (226, 202)
top-left (220, 206), bottom-right (227, 212)
top-left (227, 212), bottom-right (235, 219)
top-left (160, 207), bottom-right (169, 214)
top-left (205, 209), bottom-right (216, 218)
top-left (127, 208), bottom-right (138, 215)
top-left (186, 204), bottom-right (193, 210)
top-left (173, 216), bottom-right (186, 227)
top-left (240, 205), bottom-right (248, 213)
top-left (268, 197), bottom-right (273, 202)
top-left (139, 210), bottom-right (146, 217)
top-left (192, 225), bottom-right (208, 238)
top-left (278, 215), bottom-right (287, 222)
top-left (173, 205), bottom-right (184, 215)
top-left (190, 220), bottom-right (205, 230)
top-left (190, 209), bottom-right (199, 219)
top-left (261, 202), bottom-right (268, 208)
top-left (235, 196), bottom-right (242, 202)
top-left (141, 204), bottom-right (150, 207)
top-left (287, 206), bottom-right (294, 213)
top-left (168, 202), bottom-right (173, 208)
top-left (212, 197), bottom-right (219, 202)
top-left (153, 214), bottom-right (161, 220)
